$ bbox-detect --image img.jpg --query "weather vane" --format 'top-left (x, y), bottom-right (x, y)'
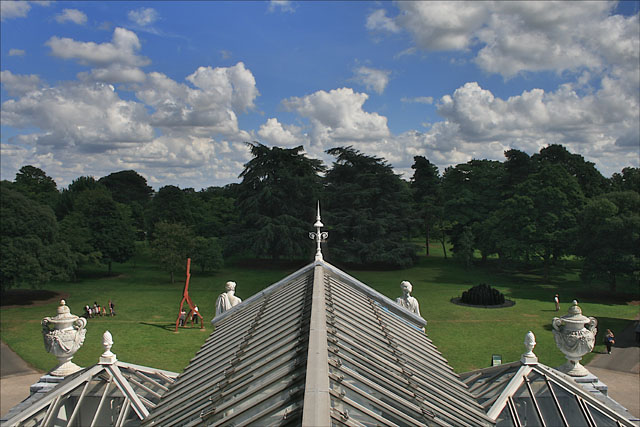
top-left (309, 201), bottom-right (328, 261)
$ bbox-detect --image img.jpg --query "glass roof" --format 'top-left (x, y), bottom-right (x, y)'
top-left (143, 264), bottom-right (315, 427)
top-left (460, 361), bottom-right (636, 427)
top-left (2, 362), bottom-right (177, 427)
top-left (144, 261), bottom-right (494, 426)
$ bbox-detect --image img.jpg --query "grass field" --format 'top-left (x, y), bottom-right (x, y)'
top-left (1, 243), bottom-right (638, 375)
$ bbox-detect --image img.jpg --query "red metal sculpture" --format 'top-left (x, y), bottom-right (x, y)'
top-left (174, 258), bottom-right (204, 332)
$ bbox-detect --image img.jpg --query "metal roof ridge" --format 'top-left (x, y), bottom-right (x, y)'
top-left (317, 260), bottom-right (427, 329)
top-left (301, 262), bottom-right (331, 426)
top-left (211, 261), bottom-right (316, 325)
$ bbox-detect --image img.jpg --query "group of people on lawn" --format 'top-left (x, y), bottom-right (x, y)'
top-left (83, 300), bottom-right (115, 318)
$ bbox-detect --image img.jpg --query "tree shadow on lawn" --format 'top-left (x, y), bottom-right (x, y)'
top-left (0, 289), bottom-right (67, 307)
top-left (541, 316), bottom-right (637, 350)
top-left (424, 257), bottom-right (637, 307)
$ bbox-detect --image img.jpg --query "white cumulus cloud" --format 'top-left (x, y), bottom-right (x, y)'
top-left (258, 118), bottom-right (305, 147)
top-left (352, 66), bottom-right (391, 94)
top-left (134, 62), bottom-right (259, 137)
top-left (46, 27), bottom-right (150, 83)
top-left (1, 1), bottom-right (31, 21)
top-left (55, 8), bottom-right (87, 25)
top-left (1, 79), bottom-right (154, 152)
top-left (0, 70), bottom-right (42, 97)
top-left (283, 87), bottom-right (390, 147)
top-left (128, 7), bottom-right (158, 26)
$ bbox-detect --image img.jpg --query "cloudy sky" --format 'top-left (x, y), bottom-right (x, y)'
top-left (1, 1), bottom-right (638, 190)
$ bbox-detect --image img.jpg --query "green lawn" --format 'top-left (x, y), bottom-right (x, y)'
top-left (1, 243), bottom-right (638, 374)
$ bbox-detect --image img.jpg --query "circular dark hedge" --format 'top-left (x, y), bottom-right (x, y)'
top-left (460, 283), bottom-right (506, 306)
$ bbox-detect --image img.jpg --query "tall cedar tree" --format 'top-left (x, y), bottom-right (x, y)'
top-left (577, 191), bottom-right (639, 292)
top-left (324, 147), bottom-right (416, 268)
top-left (410, 156), bottom-right (442, 257)
top-left (442, 160), bottom-right (505, 262)
top-left (235, 143), bottom-right (325, 260)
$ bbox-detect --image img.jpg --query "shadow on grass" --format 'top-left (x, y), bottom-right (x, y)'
top-left (139, 322), bottom-right (177, 332)
top-left (422, 256), bottom-right (638, 306)
top-left (0, 289), bottom-right (64, 307)
top-left (139, 321), bottom-right (208, 333)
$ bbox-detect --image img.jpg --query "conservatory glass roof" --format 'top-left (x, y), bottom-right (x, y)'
top-left (460, 361), bottom-right (637, 427)
top-left (143, 260), bottom-right (494, 427)
top-left (2, 360), bottom-right (178, 427)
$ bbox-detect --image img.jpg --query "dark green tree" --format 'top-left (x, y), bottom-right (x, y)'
top-left (442, 160), bottom-right (505, 262)
top-left (14, 165), bottom-right (59, 209)
top-left (453, 226), bottom-right (475, 268)
top-left (410, 156), bottom-right (442, 256)
top-left (146, 185), bottom-right (194, 235)
top-left (610, 167), bottom-right (640, 193)
top-left (74, 188), bottom-right (136, 274)
top-left (503, 149), bottom-right (533, 196)
top-left (324, 147), bottom-right (416, 268)
top-left (516, 163), bottom-right (585, 281)
top-left (56, 176), bottom-right (103, 219)
top-left (99, 170), bottom-right (153, 205)
top-left (191, 186), bottom-right (239, 239)
top-left (99, 170), bottom-right (153, 237)
top-left (191, 236), bottom-right (224, 273)
top-left (532, 144), bottom-right (608, 198)
top-left (0, 183), bottom-right (75, 291)
top-left (235, 142), bottom-right (325, 260)
top-left (151, 221), bottom-right (195, 283)
top-left (577, 191), bottom-right (640, 292)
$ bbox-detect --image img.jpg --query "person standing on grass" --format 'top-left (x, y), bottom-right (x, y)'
top-left (604, 329), bottom-right (615, 354)
top-left (109, 300), bottom-right (115, 316)
top-left (192, 306), bottom-right (199, 324)
top-left (554, 294), bottom-right (560, 311)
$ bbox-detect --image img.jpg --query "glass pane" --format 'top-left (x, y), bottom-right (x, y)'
top-left (495, 407), bottom-right (516, 427)
top-left (512, 383), bottom-right (543, 426)
top-left (586, 402), bottom-right (618, 426)
top-left (550, 383), bottom-right (589, 426)
top-left (527, 373), bottom-right (564, 425)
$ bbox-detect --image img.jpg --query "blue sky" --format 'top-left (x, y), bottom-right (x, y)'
top-left (1, 1), bottom-right (638, 190)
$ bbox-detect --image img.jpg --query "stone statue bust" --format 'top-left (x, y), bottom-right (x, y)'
top-left (395, 280), bottom-right (421, 317)
top-left (215, 281), bottom-right (242, 316)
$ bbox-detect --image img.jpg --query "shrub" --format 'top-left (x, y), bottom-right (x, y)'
top-left (460, 283), bottom-right (505, 306)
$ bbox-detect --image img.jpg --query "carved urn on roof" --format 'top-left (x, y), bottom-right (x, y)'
top-left (41, 300), bottom-right (87, 376)
top-left (552, 300), bottom-right (597, 377)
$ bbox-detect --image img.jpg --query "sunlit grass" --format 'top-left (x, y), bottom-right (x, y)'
top-left (1, 243), bottom-right (638, 374)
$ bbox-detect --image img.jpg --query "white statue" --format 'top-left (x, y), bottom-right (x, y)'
top-left (395, 281), bottom-right (421, 316)
top-left (215, 281), bottom-right (242, 316)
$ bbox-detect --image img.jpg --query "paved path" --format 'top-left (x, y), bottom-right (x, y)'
top-left (0, 341), bottom-right (43, 417)
top-left (586, 316), bottom-right (640, 418)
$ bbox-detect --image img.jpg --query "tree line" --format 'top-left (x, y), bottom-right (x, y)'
top-left (1, 143), bottom-right (638, 292)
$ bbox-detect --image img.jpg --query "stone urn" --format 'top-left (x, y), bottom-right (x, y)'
top-left (552, 300), bottom-right (597, 377)
top-left (42, 300), bottom-right (87, 376)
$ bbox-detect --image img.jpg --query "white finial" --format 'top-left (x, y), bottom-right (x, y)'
top-left (100, 330), bottom-right (117, 364)
top-left (309, 201), bottom-right (328, 261)
top-left (521, 331), bottom-right (538, 365)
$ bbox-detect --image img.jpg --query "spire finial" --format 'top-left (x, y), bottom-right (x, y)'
top-left (309, 201), bottom-right (328, 261)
